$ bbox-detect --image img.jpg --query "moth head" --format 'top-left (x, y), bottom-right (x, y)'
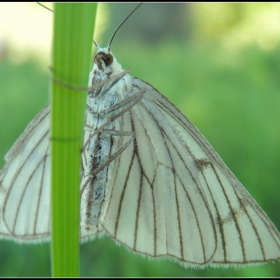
top-left (94, 49), bottom-right (114, 71)
top-left (92, 46), bottom-right (124, 76)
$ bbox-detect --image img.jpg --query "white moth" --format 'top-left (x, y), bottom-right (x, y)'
top-left (0, 6), bottom-right (280, 269)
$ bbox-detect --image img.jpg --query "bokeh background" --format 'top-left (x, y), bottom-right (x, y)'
top-left (0, 2), bottom-right (279, 277)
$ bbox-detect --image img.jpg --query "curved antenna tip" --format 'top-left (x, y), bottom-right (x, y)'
top-left (108, 3), bottom-right (142, 50)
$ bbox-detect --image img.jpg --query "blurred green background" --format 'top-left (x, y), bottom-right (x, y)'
top-left (0, 2), bottom-right (279, 277)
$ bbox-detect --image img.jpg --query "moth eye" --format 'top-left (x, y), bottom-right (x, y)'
top-left (94, 52), bottom-right (114, 69)
top-left (103, 53), bottom-right (113, 66)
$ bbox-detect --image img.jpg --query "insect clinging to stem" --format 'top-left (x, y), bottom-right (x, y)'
top-left (0, 3), bottom-right (279, 270)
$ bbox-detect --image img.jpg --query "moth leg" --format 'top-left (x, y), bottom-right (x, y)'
top-left (89, 69), bottom-right (131, 98)
top-left (99, 90), bottom-right (145, 118)
top-left (86, 89), bottom-right (145, 120)
top-left (101, 129), bottom-right (133, 137)
top-left (52, 69), bottom-right (130, 93)
top-left (81, 130), bottom-right (135, 192)
top-left (83, 90), bottom-right (145, 150)
top-left (82, 129), bottom-right (134, 177)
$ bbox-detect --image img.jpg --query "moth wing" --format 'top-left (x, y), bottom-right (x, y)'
top-left (0, 104), bottom-right (51, 242)
top-left (0, 103), bottom-right (103, 242)
top-left (101, 78), bottom-right (280, 267)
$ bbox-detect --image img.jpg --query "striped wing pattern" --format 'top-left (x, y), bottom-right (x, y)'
top-left (0, 104), bottom-right (103, 242)
top-left (0, 75), bottom-right (279, 267)
top-left (0, 104), bottom-right (51, 241)
top-left (101, 78), bottom-right (280, 266)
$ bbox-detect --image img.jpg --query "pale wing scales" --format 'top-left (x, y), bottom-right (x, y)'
top-left (213, 165), bottom-right (280, 263)
top-left (99, 111), bottom-right (140, 247)
top-left (158, 98), bottom-right (280, 263)
top-left (138, 78), bottom-right (280, 265)
top-left (102, 100), bottom-right (217, 265)
top-left (135, 98), bottom-right (217, 263)
top-left (202, 164), bottom-right (247, 263)
top-left (6, 144), bottom-right (50, 237)
top-left (195, 159), bottom-right (280, 264)
top-left (0, 103), bottom-right (102, 242)
top-left (0, 104), bottom-right (51, 241)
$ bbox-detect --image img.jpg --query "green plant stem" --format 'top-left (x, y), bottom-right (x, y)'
top-left (51, 3), bottom-right (97, 277)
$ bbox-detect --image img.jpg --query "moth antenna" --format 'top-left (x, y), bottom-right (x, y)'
top-left (38, 2), bottom-right (99, 50)
top-left (37, 2), bottom-right (53, 13)
top-left (93, 40), bottom-right (100, 49)
top-left (37, 2), bottom-right (138, 52)
top-left (107, 3), bottom-right (142, 51)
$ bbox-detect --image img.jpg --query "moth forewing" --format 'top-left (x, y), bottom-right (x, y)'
top-left (0, 104), bottom-right (51, 241)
